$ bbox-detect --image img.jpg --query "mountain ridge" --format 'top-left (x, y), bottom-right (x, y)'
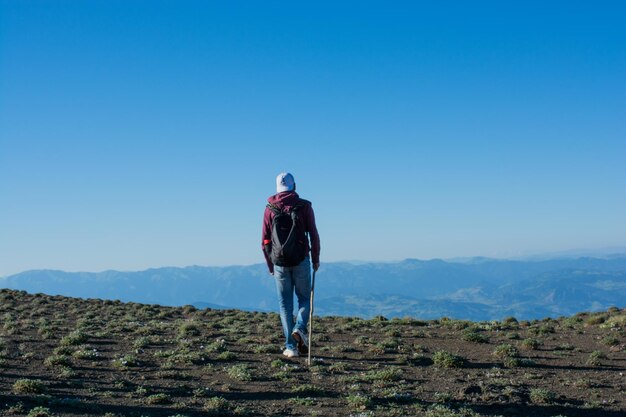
top-left (2, 255), bottom-right (625, 321)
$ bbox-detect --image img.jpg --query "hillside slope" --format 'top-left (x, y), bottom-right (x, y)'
top-left (0, 289), bottom-right (625, 416)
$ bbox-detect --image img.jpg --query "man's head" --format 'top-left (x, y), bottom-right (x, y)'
top-left (276, 172), bottom-right (295, 193)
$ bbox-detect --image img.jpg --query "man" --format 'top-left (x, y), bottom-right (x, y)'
top-left (262, 172), bottom-right (320, 358)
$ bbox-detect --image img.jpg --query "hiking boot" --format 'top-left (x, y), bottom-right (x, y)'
top-left (282, 348), bottom-right (299, 358)
top-left (291, 329), bottom-right (309, 355)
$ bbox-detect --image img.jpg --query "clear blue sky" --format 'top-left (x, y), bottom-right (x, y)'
top-left (1, 1), bottom-right (625, 276)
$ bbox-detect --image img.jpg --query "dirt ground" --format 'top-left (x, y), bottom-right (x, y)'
top-left (0, 289), bottom-right (624, 417)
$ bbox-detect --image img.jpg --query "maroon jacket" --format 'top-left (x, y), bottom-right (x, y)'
top-left (262, 191), bottom-right (320, 273)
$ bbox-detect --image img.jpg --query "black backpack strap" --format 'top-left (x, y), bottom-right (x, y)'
top-left (266, 203), bottom-right (282, 214)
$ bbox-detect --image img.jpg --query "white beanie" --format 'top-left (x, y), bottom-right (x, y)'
top-left (276, 172), bottom-right (295, 193)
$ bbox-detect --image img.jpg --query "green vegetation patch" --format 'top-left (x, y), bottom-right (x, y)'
top-left (60, 330), bottom-right (89, 346)
top-left (586, 350), bottom-right (607, 366)
top-left (227, 364), bottom-right (253, 381)
top-left (521, 338), bottom-right (541, 350)
top-left (44, 354), bottom-right (72, 367)
top-left (492, 344), bottom-right (518, 359)
top-left (13, 379), bottom-right (46, 394)
top-left (177, 321), bottom-right (202, 338)
top-left (461, 330), bottom-right (489, 344)
top-left (601, 313), bottom-right (626, 329)
top-left (291, 384), bottom-right (325, 396)
top-left (253, 344), bottom-right (279, 354)
top-left (26, 407), bottom-right (53, 417)
top-left (601, 335), bottom-right (620, 346)
top-left (345, 393), bottom-right (372, 410)
top-left (112, 354), bottom-right (141, 369)
top-left (363, 366), bottom-right (403, 382)
top-left (529, 388), bottom-right (556, 404)
top-left (432, 351), bottom-right (465, 368)
top-left (585, 314), bottom-right (608, 326)
top-left (425, 404), bottom-right (483, 417)
top-left (72, 347), bottom-right (101, 360)
top-left (145, 393), bottom-right (171, 404)
top-left (203, 396), bottom-right (230, 415)
top-left (528, 324), bottom-right (555, 335)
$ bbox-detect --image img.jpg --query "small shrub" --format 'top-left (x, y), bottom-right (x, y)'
top-left (26, 407), bottom-right (52, 417)
top-left (563, 316), bottom-right (583, 328)
top-left (529, 325), bottom-right (555, 335)
top-left (270, 359), bottom-right (285, 368)
top-left (354, 335), bottom-right (369, 345)
top-left (206, 339), bottom-right (227, 353)
top-left (426, 404), bottom-right (482, 417)
top-left (253, 344), bottom-right (278, 354)
top-left (145, 393), bottom-right (171, 404)
top-left (156, 369), bottom-right (192, 380)
top-left (601, 336), bottom-right (619, 346)
top-left (203, 396), bottom-right (229, 415)
top-left (272, 370), bottom-right (294, 381)
top-left (345, 393), bottom-right (371, 410)
top-left (601, 313), bottom-right (626, 329)
top-left (502, 316), bottom-right (519, 326)
top-left (493, 344), bottom-right (518, 359)
top-left (587, 350), bottom-right (607, 366)
top-left (57, 365), bottom-right (77, 379)
top-left (503, 356), bottom-right (522, 368)
top-left (13, 379), bottom-right (45, 394)
top-left (291, 384), bottom-right (324, 396)
top-left (555, 343), bottom-right (575, 351)
top-left (182, 304), bottom-right (197, 314)
top-left (216, 351), bottom-right (237, 361)
top-left (328, 361), bottom-right (348, 373)
top-left (133, 336), bottom-right (151, 348)
top-left (433, 351), bottom-right (465, 368)
top-left (289, 397), bottom-right (315, 406)
top-left (227, 364), bottom-right (253, 381)
top-left (521, 338), bottom-right (541, 350)
top-left (53, 346), bottom-right (74, 356)
top-left (44, 354), bottom-right (71, 367)
top-left (462, 331), bottom-right (489, 344)
top-left (178, 321), bottom-right (201, 338)
top-left (585, 315), bottom-right (607, 326)
top-left (135, 385), bottom-right (150, 396)
top-left (73, 347), bottom-right (100, 360)
top-left (364, 366), bottom-right (403, 381)
top-left (60, 330), bottom-right (89, 346)
top-left (529, 388), bottom-right (555, 404)
top-left (434, 391), bottom-right (453, 403)
top-left (112, 354), bottom-right (140, 369)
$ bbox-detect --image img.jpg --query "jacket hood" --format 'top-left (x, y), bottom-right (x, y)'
top-left (268, 191), bottom-right (300, 210)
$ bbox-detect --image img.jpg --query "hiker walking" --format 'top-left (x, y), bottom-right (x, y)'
top-left (262, 172), bottom-right (320, 358)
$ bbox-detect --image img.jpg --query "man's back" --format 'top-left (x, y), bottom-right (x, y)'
top-left (262, 190), bottom-right (320, 274)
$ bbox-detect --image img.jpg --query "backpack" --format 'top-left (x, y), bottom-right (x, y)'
top-left (266, 201), bottom-right (309, 267)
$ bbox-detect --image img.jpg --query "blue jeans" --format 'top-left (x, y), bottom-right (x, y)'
top-left (273, 257), bottom-right (311, 350)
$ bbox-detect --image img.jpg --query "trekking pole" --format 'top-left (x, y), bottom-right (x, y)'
top-left (307, 269), bottom-right (316, 367)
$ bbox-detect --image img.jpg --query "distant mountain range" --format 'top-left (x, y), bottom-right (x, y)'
top-left (2, 255), bottom-right (625, 321)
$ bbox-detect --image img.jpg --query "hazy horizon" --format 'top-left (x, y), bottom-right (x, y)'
top-left (3, 245), bottom-right (626, 278)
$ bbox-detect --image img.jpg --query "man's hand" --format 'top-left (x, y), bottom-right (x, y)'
top-left (313, 262), bottom-right (320, 272)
